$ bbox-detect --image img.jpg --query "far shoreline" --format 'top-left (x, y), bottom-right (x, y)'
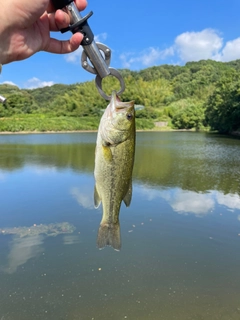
top-left (0, 129), bottom-right (239, 136)
top-left (0, 130), bottom-right (98, 135)
top-left (0, 128), bottom-right (193, 135)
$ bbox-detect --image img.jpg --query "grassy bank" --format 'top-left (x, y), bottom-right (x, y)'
top-left (0, 115), bottom-right (101, 132)
top-left (0, 114), bottom-right (156, 132)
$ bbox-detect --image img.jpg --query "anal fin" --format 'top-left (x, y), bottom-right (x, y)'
top-left (94, 185), bottom-right (101, 208)
top-left (123, 182), bottom-right (132, 207)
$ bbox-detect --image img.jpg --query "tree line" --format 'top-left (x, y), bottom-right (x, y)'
top-left (1, 59), bottom-right (240, 133)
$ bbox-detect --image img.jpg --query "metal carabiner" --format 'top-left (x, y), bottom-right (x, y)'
top-left (81, 42), bottom-right (111, 75)
top-left (52, 0), bottom-right (125, 100)
top-left (81, 43), bottom-right (125, 100)
top-left (95, 68), bottom-right (125, 101)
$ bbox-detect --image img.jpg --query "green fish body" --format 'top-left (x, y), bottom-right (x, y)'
top-left (94, 92), bottom-right (135, 250)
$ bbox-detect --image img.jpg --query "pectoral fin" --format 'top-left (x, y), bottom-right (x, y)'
top-left (94, 185), bottom-right (101, 208)
top-left (123, 182), bottom-right (132, 207)
top-left (102, 145), bottom-right (113, 162)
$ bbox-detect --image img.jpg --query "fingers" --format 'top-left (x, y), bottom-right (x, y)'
top-left (75, 0), bottom-right (88, 12)
top-left (48, 10), bottom-right (69, 31)
top-left (48, 0), bottom-right (87, 32)
top-left (44, 0), bottom-right (88, 54)
top-left (44, 33), bottom-right (83, 54)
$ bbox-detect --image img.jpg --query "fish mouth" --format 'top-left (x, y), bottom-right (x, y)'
top-left (111, 91), bottom-right (123, 112)
top-left (110, 91), bottom-right (135, 113)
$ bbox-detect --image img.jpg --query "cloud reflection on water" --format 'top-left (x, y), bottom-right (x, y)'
top-left (63, 234), bottom-right (80, 245)
top-left (136, 184), bottom-right (240, 216)
top-left (1, 222), bottom-right (77, 274)
top-left (215, 192), bottom-right (240, 211)
top-left (30, 165), bottom-right (57, 175)
top-left (0, 174), bottom-right (5, 182)
top-left (4, 235), bottom-right (44, 274)
top-left (69, 181), bottom-right (240, 217)
top-left (162, 189), bottom-right (215, 216)
top-left (70, 186), bottom-right (94, 209)
top-left (2, 234), bottom-right (80, 274)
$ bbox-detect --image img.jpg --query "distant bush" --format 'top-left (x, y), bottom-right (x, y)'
top-left (136, 119), bottom-right (155, 130)
top-left (172, 104), bottom-right (205, 129)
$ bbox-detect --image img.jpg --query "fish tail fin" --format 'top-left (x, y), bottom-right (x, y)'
top-left (97, 222), bottom-right (121, 251)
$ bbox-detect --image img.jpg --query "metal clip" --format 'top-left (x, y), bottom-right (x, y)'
top-left (95, 68), bottom-right (125, 101)
top-left (0, 64), bottom-right (6, 103)
top-left (59, 1), bottom-right (125, 100)
top-left (81, 43), bottom-right (125, 100)
top-left (0, 95), bottom-right (6, 103)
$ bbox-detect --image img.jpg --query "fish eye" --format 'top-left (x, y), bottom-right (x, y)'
top-left (126, 113), bottom-right (133, 121)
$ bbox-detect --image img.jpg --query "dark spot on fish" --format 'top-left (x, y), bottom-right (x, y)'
top-left (126, 113), bottom-right (133, 121)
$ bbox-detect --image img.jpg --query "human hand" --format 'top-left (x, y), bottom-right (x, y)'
top-left (0, 0), bottom-right (87, 65)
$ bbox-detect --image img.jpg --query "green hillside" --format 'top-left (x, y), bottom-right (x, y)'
top-left (1, 59), bottom-right (240, 133)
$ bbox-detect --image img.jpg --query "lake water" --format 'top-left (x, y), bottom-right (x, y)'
top-left (0, 131), bottom-right (240, 320)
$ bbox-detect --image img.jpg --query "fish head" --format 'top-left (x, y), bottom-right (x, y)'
top-left (110, 91), bottom-right (135, 134)
top-left (99, 91), bottom-right (135, 145)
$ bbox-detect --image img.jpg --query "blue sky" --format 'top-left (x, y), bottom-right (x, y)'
top-left (1, 0), bottom-right (240, 89)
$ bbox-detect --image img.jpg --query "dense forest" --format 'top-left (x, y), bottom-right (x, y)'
top-left (1, 59), bottom-right (240, 133)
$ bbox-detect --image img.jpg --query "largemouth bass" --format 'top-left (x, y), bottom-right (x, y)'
top-left (94, 91), bottom-right (135, 250)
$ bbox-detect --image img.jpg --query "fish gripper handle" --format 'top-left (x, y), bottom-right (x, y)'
top-left (51, 0), bottom-right (94, 46)
top-left (51, 0), bottom-right (125, 100)
top-left (51, 0), bottom-right (72, 10)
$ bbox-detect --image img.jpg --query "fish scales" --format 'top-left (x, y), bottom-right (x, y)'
top-left (94, 91), bottom-right (135, 250)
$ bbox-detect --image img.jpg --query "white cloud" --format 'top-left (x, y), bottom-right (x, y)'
top-left (1, 81), bottom-right (18, 87)
top-left (120, 28), bottom-right (240, 69)
top-left (120, 47), bottom-right (174, 68)
top-left (24, 77), bottom-right (54, 89)
top-left (65, 33), bottom-right (108, 64)
top-left (95, 33), bottom-right (107, 43)
top-left (217, 38), bottom-right (240, 62)
top-left (175, 29), bottom-right (223, 62)
top-left (119, 52), bottom-right (134, 69)
top-left (65, 46), bottom-right (83, 64)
